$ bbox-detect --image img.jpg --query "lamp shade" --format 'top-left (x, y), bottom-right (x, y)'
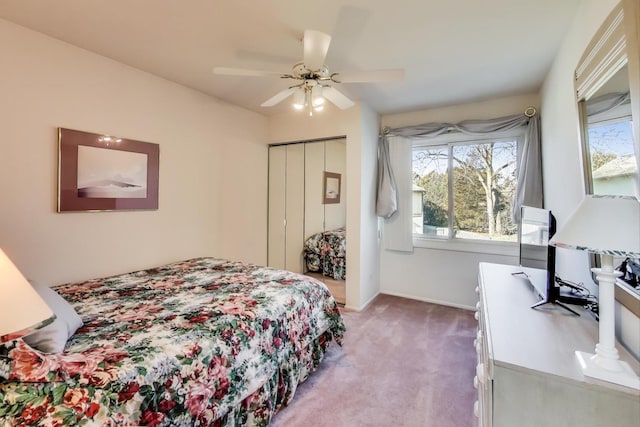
top-left (549, 195), bottom-right (640, 257)
top-left (0, 248), bottom-right (55, 343)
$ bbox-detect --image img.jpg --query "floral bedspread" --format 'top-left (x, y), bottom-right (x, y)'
top-left (0, 258), bottom-right (345, 426)
top-left (304, 227), bottom-right (346, 280)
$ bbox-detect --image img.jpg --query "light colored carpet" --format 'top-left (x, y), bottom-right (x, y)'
top-left (272, 294), bottom-right (477, 427)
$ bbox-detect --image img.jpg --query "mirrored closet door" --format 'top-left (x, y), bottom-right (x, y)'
top-left (267, 138), bottom-right (346, 303)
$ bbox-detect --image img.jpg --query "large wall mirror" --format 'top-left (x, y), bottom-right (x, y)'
top-left (580, 64), bottom-right (635, 196)
top-left (267, 137), bottom-right (347, 304)
top-left (575, 0), bottom-right (640, 315)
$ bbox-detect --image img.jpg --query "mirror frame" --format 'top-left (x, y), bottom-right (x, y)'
top-left (574, 0), bottom-right (640, 317)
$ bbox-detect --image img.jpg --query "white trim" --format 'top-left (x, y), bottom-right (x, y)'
top-left (344, 290), bottom-right (380, 312)
top-left (412, 236), bottom-right (518, 257)
top-left (379, 290), bottom-right (475, 311)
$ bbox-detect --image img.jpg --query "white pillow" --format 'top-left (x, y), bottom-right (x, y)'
top-left (23, 284), bottom-right (83, 354)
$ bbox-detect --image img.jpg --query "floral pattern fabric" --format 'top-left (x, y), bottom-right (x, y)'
top-left (304, 227), bottom-right (346, 280)
top-left (0, 258), bottom-right (345, 426)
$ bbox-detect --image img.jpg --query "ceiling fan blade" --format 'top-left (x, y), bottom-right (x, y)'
top-left (261, 87), bottom-right (298, 107)
top-left (212, 67), bottom-right (285, 77)
top-left (303, 30), bottom-right (332, 71)
top-left (322, 87), bottom-right (355, 110)
top-left (333, 69), bottom-right (405, 83)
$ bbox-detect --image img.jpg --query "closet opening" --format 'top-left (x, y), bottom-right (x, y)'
top-left (267, 136), bottom-right (347, 305)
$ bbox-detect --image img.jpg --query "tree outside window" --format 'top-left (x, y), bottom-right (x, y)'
top-left (413, 138), bottom-right (518, 242)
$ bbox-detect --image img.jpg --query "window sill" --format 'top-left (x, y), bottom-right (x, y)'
top-left (412, 236), bottom-right (518, 257)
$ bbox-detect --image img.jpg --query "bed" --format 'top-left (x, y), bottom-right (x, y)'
top-left (303, 227), bottom-right (346, 281)
top-left (0, 257), bottom-right (345, 426)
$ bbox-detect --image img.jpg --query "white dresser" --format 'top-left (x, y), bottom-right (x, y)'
top-left (475, 262), bottom-right (640, 427)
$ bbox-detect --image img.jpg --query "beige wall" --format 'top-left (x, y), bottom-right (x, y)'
top-left (379, 94), bottom-right (540, 309)
top-left (268, 103), bottom-right (380, 310)
top-left (357, 103), bottom-right (383, 309)
top-left (0, 19), bottom-right (269, 286)
top-left (540, 0), bottom-right (639, 358)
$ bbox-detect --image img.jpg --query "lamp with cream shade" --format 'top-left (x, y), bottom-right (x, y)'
top-left (549, 195), bottom-right (640, 389)
top-left (0, 248), bottom-right (55, 343)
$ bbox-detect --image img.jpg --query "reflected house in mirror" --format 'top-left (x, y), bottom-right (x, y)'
top-left (583, 79), bottom-right (637, 196)
top-left (58, 128), bottom-right (159, 212)
top-left (593, 153), bottom-right (637, 195)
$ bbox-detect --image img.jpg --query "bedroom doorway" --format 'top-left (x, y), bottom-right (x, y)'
top-left (267, 137), bottom-right (346, 305)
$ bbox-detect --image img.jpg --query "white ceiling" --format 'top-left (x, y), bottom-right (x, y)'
top-left (0, 0), bottom-right (583, 116)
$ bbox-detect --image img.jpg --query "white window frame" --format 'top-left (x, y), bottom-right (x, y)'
top-left (411, 129), bottom-right (524, 256)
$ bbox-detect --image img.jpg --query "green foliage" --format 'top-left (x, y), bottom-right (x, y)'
top-left (416, 170), bottom-right (447, 228)
top-left (591, 151), bottom-right (616, 171)
top-left (414, 141), bottom-right (517, 239)
top-left (423, 200), bottom-right (447, 227)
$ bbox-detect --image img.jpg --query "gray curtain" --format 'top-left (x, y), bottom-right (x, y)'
top-left (513, 114), bottom-right (542, 223)
top-left (376, 136), bottom-right (398, 218)
top-left (586, 92), bottom-right (630, 118)
top-left (375, 110), bottom-right (542, 222)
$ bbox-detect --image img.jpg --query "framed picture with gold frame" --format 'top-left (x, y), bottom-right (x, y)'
top-left (323, 171), bottom-right (341, 204)
top-left (58, 128), bottom-right (159, 212)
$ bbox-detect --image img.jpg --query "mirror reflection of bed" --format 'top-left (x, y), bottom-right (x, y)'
top-left (303, 226), bottom-right (346, 305)
top-left (267, 137), bottom-right (347, 305)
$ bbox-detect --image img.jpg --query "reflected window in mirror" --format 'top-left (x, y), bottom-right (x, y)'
top-left (574, 1), bottom-right (640, 311)
top-left (582, 65), bottom-right (638, 197)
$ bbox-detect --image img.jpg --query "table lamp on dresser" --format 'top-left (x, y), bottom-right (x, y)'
top-left (549, 195), bottom-right (640, 390)
top-left (0, 248), bottom-right (55, 344)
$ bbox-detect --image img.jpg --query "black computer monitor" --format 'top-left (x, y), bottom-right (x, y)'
top-left (519, 206), bottom-right (585, 315)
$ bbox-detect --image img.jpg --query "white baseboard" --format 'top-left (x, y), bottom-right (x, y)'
top-left (344, 291), bottom-right (380, 312)
top-left (380, 290), bottom-right (475, 311)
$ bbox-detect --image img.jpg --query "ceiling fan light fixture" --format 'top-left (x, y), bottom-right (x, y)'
top-left (293, 87), bottom-right (306, 109)
top-left (311, 85), bottom-right (324, 107)
top-left (216, 29), bottom-right (403, 114)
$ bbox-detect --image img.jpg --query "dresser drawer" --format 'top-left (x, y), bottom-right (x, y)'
top-left (474, 284), bottom-right (493, 427)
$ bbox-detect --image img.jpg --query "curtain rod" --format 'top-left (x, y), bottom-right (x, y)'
top-left (380, 106), bottom-right (537, 135)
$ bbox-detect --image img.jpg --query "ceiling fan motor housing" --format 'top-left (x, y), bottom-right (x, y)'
top-left (292, 61), bottom-right (330, 83)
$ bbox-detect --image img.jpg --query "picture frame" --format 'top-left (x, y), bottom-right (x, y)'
top-left (323, 171), bottom-right (341, 204)
top-left (58, 128), bottom-right (159, 212)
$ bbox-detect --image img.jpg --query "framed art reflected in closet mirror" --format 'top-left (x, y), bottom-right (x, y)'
top-left (574, 0), bottom-right (640, 314)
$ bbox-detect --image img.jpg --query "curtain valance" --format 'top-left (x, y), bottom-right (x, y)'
top-left (376, 108), bottom-right (542, 227)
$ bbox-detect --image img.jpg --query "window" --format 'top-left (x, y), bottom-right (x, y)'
top-left (584, 103), bottom-right (636, 197)
top-left (412, 133), bottom-right (521, 243)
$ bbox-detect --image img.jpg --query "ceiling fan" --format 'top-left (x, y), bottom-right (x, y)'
top-left (213, 30), bottom-right (404, 115)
